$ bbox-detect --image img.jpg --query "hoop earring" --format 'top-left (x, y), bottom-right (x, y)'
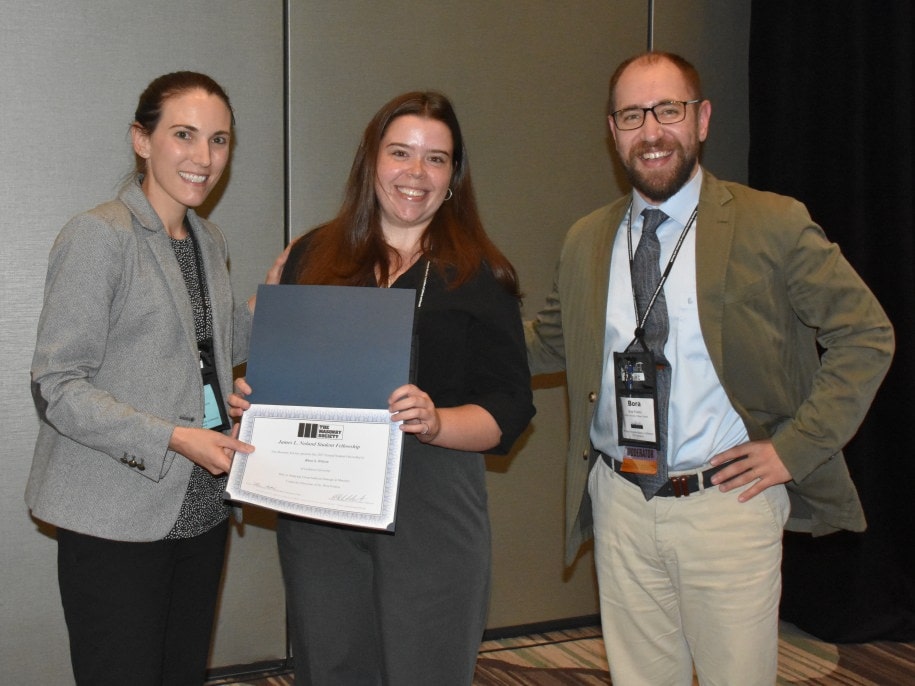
top-left (444, 188), bottom-right (453, 201)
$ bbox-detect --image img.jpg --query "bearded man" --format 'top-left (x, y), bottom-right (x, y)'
top-left (525, 51), bottom-right (894, 686)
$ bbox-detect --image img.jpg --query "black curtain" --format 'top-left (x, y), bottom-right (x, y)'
top-left (749, 2), bottom-right (915, 642)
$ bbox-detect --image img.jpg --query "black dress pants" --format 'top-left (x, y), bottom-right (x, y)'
top-left (56, 519), bottom-right (228, 686)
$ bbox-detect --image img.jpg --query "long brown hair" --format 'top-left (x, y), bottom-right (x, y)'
top-left (294, 91), bottom-right (520, 297)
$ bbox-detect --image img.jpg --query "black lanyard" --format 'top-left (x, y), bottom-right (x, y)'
top-left (625, 203), bottom-right (698, 343)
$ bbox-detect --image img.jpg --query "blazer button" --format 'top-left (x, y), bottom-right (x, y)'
top-left (582, 450), bottom-right (589, 460)
top-left (588, 391), bottom-right (597, 403)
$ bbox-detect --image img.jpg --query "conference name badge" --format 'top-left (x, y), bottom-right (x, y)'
top-left (612, 350), bottom-right (662, 474)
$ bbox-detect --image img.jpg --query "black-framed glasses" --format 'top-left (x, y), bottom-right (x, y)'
top-left (611, 99), bottom-right (702, 131)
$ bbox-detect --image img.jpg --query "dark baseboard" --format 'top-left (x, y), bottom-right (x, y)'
top-left (482, 614), bottom-right (601, 641)
top-left (206, 658), bottom-right (292, 683)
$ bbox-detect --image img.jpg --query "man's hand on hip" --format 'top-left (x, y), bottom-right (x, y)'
top-left (710, 440), bottom-right (792, 502)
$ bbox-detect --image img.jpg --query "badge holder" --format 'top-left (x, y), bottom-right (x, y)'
top-left (199, 339), bottom-right (230, 432)
top-left (613, 347), bottom-right (663, 475)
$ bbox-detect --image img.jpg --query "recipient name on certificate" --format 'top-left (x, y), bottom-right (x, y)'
top-left (225, 404), bottom-right (403, 531)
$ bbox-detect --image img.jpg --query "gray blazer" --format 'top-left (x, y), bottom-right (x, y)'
top-left (26, 179), bottom-right (252, 541)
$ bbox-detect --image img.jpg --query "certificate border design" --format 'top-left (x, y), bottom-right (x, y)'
top-left (225, 404), bottom-right (403, 531)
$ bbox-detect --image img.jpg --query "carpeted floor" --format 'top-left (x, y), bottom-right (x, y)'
top-left (208, 621), bottom-right (915, 685)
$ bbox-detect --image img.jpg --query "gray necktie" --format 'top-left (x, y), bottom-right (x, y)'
top-left (631, 208), bottom-right (670, 499)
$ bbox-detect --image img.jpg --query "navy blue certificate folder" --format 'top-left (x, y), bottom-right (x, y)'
top-left (245, 284), bottom-right (416, 409)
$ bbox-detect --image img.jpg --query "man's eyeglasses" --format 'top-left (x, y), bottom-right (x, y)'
top-left (610, 99), bottom-right (702, 131)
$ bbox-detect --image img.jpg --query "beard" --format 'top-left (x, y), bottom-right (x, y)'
top-left (623, 141), bottom-right (698, 204)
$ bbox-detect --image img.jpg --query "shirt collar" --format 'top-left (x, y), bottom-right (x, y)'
top-left (631, 166), bottom-right (703, 228)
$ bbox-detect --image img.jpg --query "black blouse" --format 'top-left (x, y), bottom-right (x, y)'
top-left (282, 235), bottom-right (535, 455)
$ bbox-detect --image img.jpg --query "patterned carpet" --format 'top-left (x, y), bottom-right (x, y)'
top-left (208, 622), bottom-right (915, 685)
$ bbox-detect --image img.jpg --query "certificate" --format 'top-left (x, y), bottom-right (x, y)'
top-left (225, 284), bottom-right (416, 530)
top-left (226, 404), bottom-right (403, 530)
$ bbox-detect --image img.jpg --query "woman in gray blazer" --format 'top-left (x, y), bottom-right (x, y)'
top-left (26, 72), bottom-right (279, 686)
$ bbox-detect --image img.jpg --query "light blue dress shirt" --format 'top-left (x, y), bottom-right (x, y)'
top-left (591, 169), bottom-right (749, 471)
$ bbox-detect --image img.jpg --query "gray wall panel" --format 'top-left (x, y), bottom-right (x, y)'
top-left (655, 0), bottom-right (751, 184)
top-left (0, 1), bottom-right (286, 682)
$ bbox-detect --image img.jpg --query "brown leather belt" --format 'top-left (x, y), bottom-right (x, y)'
top-left (601, 452), bottom-right (739, 497)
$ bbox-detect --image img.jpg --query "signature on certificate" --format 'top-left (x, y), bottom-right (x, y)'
top-left (329, 492), bottom-right (371, 504)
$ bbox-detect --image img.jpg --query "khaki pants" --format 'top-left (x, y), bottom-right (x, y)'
top-left (589, 457), bottom-right (789, 686)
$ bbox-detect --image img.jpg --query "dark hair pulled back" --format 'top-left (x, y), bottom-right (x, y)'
top-left (134, 71), bottom-right (234, 135)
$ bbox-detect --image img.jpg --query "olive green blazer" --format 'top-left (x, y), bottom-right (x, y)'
top-left (527, 171), bottom-right (894, 565)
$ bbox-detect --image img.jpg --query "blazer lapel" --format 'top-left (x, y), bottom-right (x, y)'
top-left (190, 217), bottom-right (234, 374)
top-left (586, 201), bottom-right (627, 374)
top-left (145, 229), bottom-right (199, 356)
top-left (122, 181), bottom-right (200, 358)
top-left (695, 171), bottom-right (735, 378)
